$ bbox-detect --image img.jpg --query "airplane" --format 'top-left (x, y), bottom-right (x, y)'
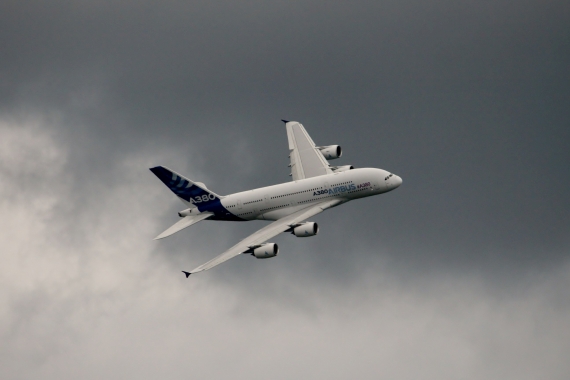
top-left (150, 120), bottom-right (402, 277)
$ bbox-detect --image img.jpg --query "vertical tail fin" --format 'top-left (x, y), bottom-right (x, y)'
top-left (149, 166), bottom-right (222, 207)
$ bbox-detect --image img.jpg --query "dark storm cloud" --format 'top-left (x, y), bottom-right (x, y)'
top-left (4, 0), bottom-right (567, 274)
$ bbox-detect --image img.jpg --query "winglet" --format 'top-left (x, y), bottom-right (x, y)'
top-left (182, 271), bottom-right (191, 278)
top-left (281, 119), bottom-right (290, 123)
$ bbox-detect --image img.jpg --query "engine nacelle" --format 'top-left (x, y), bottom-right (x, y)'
top-left (318, 145), bottom-right (342, 160)
top-left (252, 243), bottom-right (279, 259)
top-left (331, 165), bottom-right (354, 173)
top-left (293, 222), bottom-right (319, 237)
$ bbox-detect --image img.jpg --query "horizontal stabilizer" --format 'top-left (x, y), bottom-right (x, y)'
top-left (154, 213), bottom-right (213, 240)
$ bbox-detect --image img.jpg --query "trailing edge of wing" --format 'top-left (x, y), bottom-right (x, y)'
top-left (185, 199), bottom-right (343, 275)
top-left (154, 213), bottom-right (213, 240)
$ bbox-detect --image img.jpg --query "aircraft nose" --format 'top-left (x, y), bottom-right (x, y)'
top-left (393, 175), bottom-right (403, 188)
top-left (382, 173), bottom-right (403, 191)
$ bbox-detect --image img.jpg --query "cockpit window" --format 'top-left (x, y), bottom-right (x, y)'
top-left (384, 174), bottom-right (393, 180)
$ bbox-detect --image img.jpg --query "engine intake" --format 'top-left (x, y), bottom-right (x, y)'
top-left (252, 243), bottom-right (279, 259)
top-left (318, 145), bottom-right (342, 160)
top-left (293, 222), bottom-right (319, 237)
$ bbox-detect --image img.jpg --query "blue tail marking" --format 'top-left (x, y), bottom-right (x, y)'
top-left (150, 166), bottom-right (244, 221)
top-left (149, 166), bottom-right (214, 203)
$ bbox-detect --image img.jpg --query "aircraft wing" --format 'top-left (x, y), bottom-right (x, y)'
top-left (184, 199), bottom-right (343, 276)
top-left (285, 121), bottom-right (333, 181)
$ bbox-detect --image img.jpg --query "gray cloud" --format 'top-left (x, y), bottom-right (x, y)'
top-left (1, 1), bottom-right (569, 378)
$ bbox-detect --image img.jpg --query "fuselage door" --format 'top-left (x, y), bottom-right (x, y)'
top-left (237, 199), bottom-right (242, 209)
top-left (264, 194), bottom-right (270, 208)
top-left (384, 175), bottom-right (392, 191)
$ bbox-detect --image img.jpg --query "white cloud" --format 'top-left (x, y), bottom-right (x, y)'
top-left (1, 118), bottom-right (569, 380)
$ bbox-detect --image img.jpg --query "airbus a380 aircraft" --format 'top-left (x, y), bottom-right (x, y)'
top-left (150, 120), bottom-right (402, 277)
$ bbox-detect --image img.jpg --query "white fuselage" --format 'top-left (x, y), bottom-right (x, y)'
top-left (221, 168), bottom-right (401, 221)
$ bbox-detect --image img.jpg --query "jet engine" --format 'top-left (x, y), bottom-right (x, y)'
top-left (331, 165), bottom-right (354, 173)
top-left (293, 222), bottom-right (319, 237)
top-left (318, 145), bottom-right (342, 160)
top-left (252, 243), bottom-right (279, 259)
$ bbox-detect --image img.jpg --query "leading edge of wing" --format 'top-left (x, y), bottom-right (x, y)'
top-left (184, 199), bottom-right (344, 276)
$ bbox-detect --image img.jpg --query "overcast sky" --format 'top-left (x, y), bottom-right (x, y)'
top-left (1, 1), bottom-right (569, 379)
